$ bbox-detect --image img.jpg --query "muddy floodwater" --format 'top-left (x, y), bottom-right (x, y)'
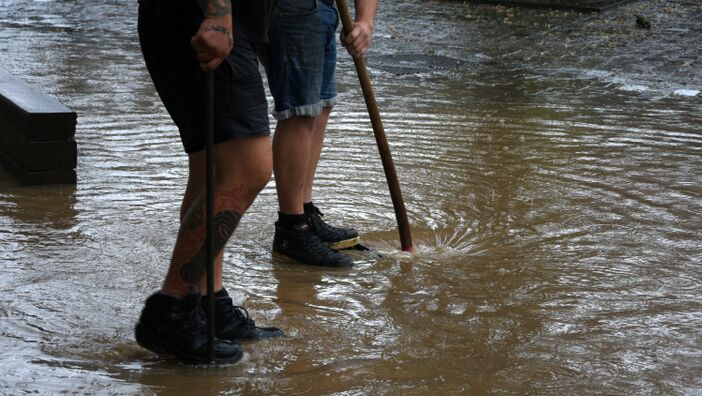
top-left (0, 0), bottom-right (700, 395)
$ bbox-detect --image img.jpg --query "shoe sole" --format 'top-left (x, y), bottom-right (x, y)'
top-left (184, 351), bottom-right (250, 369)
top-left (218, 327), bottom-right (286, 342)
top-left (272, 250), bottom-right (353, 268)
top-left (326, 236), bottom-right (360, 250)
top-left (135, 327), bottom-right (243, 366)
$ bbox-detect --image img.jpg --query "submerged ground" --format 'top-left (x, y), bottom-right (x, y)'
top-left (0, 0), bottom-right (700, 394)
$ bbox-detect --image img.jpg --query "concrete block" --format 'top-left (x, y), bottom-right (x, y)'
top-left (0, 67), bottom-right (77, 185)
top-left (0, 129), bottom-right (77, 171)
top-left (0, 68), bottom-right (76, 141)
top-left (0, 148), bottom-right (76, 185)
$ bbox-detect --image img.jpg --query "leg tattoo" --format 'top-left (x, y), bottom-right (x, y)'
top-left (180, 209), bottom-right (242, 286)
top-left (164, 186), bottom-right (257, 296)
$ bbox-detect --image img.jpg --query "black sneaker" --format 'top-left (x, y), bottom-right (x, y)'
top-left (201, 288), bottom-right (284, 341)
top-left (305, 204), bottom-right (359, 250)
top-left (272, 221), bottom-right (353, 267)
top-left (135, 292), bottom-right (243, 365)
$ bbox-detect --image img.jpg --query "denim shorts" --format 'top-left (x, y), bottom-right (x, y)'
top-left (138, 1), bottom-right (270, 154)
top-left (259, 0), bottom-right (339, 120)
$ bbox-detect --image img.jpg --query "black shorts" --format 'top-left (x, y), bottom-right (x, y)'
top-left (138, 2), bottom-right (270, 154)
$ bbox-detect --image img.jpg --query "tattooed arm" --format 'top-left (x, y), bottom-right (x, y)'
top-left (191, 0), bottom-right (234, 71)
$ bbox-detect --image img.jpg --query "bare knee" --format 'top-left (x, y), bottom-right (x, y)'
top-left (249, 163), bottom-right (272, 193)
top-left (212, 135), bottom-right (273, 204)
top-left (214, 161), bottom-right (271, 205)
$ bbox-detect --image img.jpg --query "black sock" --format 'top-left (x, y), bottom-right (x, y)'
top-left (303, 202), bottom-right (315, 214)
top-left (200, 288), bottom-right (227, 299)
top-left (278, 212), bottom-right (306, 228)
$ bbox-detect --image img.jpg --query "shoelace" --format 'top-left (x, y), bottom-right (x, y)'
top-left (301, 231), bottom-right (341, 259)
top-left (180, 293), bottom-right (208, 336)
top-left (309, 207), bottom-right (350, 238)
top-left (168, 304), bottom-right (207, 338)
top-left (311, 205), bottom-right (326, 218)
top-left (188, 309), bottom-right (207, 333)
top-left (219, 299), bottom-right (255, 328)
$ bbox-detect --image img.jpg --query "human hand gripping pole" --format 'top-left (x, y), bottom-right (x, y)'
top-left (335, 0), bottom-right (414, 252)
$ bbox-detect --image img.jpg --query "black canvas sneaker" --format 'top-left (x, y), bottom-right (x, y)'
top-left (135, 292), bottom-right (243, 365)
top-left (305, 204), bottom-right (359, 250)
top-left (201, 288), bottom-right (284, 341)
top-left (272, 221), bottom-right (353, 267)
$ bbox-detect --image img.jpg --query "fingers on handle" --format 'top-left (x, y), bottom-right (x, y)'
top-left (200, 57), bottom-right (224, 72)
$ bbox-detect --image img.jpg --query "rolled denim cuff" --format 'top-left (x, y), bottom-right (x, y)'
top-left (273, 97), bottom-right (337, 120)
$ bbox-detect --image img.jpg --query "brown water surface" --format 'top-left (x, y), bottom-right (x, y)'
top-left (0, 1), bottom-right (700, 395)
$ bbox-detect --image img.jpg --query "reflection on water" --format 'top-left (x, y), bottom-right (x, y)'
top-left (0, 0), bottom-right (700, 394)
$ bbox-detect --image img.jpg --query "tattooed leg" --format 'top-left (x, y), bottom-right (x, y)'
top-left (163, 186), bottom-right (254, 297)
top-left (179, 209), bottom-right (241, 288)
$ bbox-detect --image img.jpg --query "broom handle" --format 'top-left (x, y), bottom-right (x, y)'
top-left (335, 0), bottom-right (414, 252)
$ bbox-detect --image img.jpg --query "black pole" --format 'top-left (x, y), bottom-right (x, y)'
top-left (204, 71), bottom-right (215, 363)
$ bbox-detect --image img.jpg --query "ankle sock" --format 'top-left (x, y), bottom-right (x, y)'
top-left (303, 202), bottom-right (315, 214)
top-left (278, 212), bottom-right (306, 228)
